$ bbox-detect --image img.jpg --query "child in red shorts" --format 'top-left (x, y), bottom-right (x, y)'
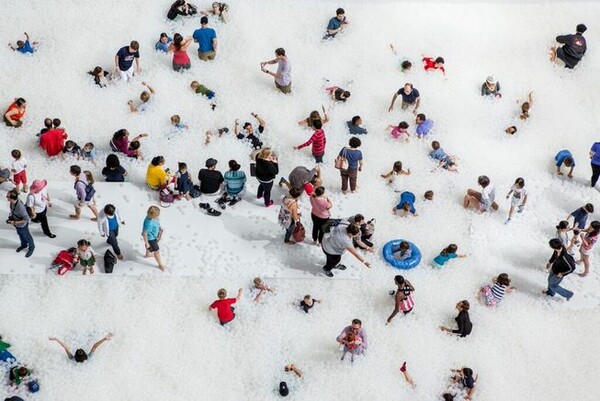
top-left (11, 149), bottom-right (28, 193)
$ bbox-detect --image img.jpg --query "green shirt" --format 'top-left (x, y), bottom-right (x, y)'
top-left (195, 85), bottom-right (212, 96)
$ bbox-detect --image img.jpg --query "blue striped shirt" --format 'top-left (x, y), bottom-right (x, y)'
top-left (224, 170), bottom-right (246, 195)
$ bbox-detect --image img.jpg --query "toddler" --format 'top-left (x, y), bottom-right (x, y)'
top-left (62, 140), bottom-right (81, 160)
top-left (393, 241), bottom-right (412, 260)
top-left (10, 149), bottom-right (28, 193)
top-left (80, 143), bottom-right (97, 164)
top-left (191, 80), bottom-right (217, 110)
top-left (433, 244), bottom-right (466, 268)
top-left (299, 295), bottom-right (321, 313)
top-left (170, 115), bottom-right (189, 130)
top-left (340, 332), bottom-right (362, 363)
top-left (175, 162), bottom-right (194, 200)
top-left (74, 239), bottom-right (98, 275)
top-left (388, 121), bottom-right (410, 141)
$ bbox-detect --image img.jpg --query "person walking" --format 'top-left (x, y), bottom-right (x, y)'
top-left (336, 319), bottom-right (368, 355)
top-left (255, 148), bottom-right (279, 207)
top-left (26, 179), bottom-right (56, 238)
top-left (589, 141), bottom-right (600, 187)
top-left (260, 48), bottom-right (292, 94)
top-left (321, 223), bottom-right (371, 277)
top-left (386, 275), bottom-right (415, 324)
top-left (6, 189), bottom-right (35, 257)
top-left (193, 16), bottom-right (217, 61)
top-left (544, 238), bottom-right (576, 300)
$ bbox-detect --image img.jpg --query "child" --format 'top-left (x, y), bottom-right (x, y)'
top-left (451, 367), bottom-right (478, 400)
top-left (88, 66), bottom-right (111, 87)
top-left (415, 113), bottom-right (434, 138)
top-left (422, 55), bottom-right (445, 74)
top-left (399, 361), bottom-right (416, 389)
top-left (481, 76), bottom-right (501, 97)
top-left (209, 288), bottom-right (243, 325)
top-left (381, 161), bottom-right (411, 184)
top-left (424, 190), bottom-right (434, 201)
top-left (299, 294), bottom-right (321, 313)
top-left (142, 205), bottom-right (166, 271)
top-left (464, 175), bottom-right (497, 212)
top-left (555, 149), bottom-right (575, 178)
top-left (567, 203), bottom-right (594, 229)
top-left (430, 141), bottom-right (458, 172)
top-left (50, 247), bottom-right (78, 275)
top-left (393, 191), bottom-right (417, 216)
top-left (433, 244), bottom-right (466, 268)
top-left (393, 241), bottom-right (412, 260)
top-left (218, 159), bottom-right (246, 208)
top-left (102, 154), bottom-right (127, 182)
top-left (294, 120), bottom-right (326, 163)
top-left (480, 273), bottom-right (515, 307)
top-left (388, 121), bottom-right (410, 141)
top-left (325, 85), bottom-right (351, 102)
top-left (128, 82), bottom-right (155, 113)
top-left (556, 221), bottom-right (578, 252)
top-left (155, 33), bottom-right (172, 53)
top-left (190, 80), bottom-right (217, 110)
top-left (74, 239), bottom-right (98, 275)
top-left (578, 220), bottom-right (600, 277)
top-left (11, 149), bottom-right (28, 193)
top-left (79, 143), bottom-right (97, 164)
top-left (251, 277), bottom-right (275, 303)
top-left (62, 140), bottom-right (81, 160)
top-left (505, 177), bottom-right (528, 223)
top-left (505, 125), bottom-right (518, 135)
top-left (175, 162), bottom-right (194, 200)
top-left (170, 115), bottom-right (189, 130)
top-left (388, 44), bottom-right (412, 72)
top-left (98, 204), bottom-right (125, 260)
top-left (127, 140), bottom-right (143, 160)
top-left (518, 92), bottom-right (533, 120)
top-left (340, 332), bottom-right (363, 363)
top-left (9, 32), bottom-right (38, 54)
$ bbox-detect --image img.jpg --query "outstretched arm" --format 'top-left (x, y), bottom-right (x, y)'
top-left (90, 332), bottom-right (113, 354)
top-left (236, 288), bottom-right (243, 301)
top-left (142, 82), bottom-right (155, 94)
top-left (388, 93), bottom-right (398, 112)
top-left (49, 337), bottom-right (73, 359)
top-left (253, 113), bottom-right (266, 128)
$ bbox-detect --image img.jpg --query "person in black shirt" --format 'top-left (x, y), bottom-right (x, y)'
top-left (197, 158), bottom-right (224, 194)
top-left (102, 154), bottom-right (127, 182)
top-left (440, 300), bottom-right (472, 337)
top-left (299, 294), bottom-right (321, 313)
top-left (544, 238), bottom-right (575, 300)
top-left (550, 24), bottom-right (587, 69)
top-left (235, 113), bottom-right (265, 150)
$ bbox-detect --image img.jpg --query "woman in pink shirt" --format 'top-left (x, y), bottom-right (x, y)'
top-left (168, 33), bottom-right (193, 72)
top-left (310, 186), bottom-right (332, 245)
top-left (579, 220), bottom-right (599, 277)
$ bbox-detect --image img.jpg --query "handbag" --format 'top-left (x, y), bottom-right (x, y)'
top-left (159, 187), bottom-right (175, 208)
top-left (334, 147), bottom-right (348, 170)
top-left (250, 162), bottom-right (257, 177)
top-left (292, 221), bottom-right (306, 242)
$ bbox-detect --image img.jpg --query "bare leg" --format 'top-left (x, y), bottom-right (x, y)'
top-left (579, 252), bottom-right (590, 277)
top-left (69, 206), bottom-right (81, 220)
top-left (88, 205), bottom-right (99, 221)
top-left (154, 250), bottom-right (166, 271)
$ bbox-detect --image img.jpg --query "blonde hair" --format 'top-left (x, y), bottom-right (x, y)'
top-left (84, 171), bottom-right (95, 185)
top-left (256, 148), bottom-right (273, 160)
top-left (190, 80), bottom-right (200, 88)
top-left (147, 205), bottom-right (161, 219)
top-left (253, 277), bottom-right (263, 286)
top-left (140, 91), bottom-right (150, 102)
top-left (217, 288), bottom-right (227, 298)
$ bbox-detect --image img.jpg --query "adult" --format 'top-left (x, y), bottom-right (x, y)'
top-left (69, 165), bottom-right (99, 221)
top-left (260, 48), bottom-right (292, 94)
top-left (167, 0), bottom-right (198, 20)
top-left (3, 98), bottom-right (27, 127)
top-left (298, 108), bottom-right (329, 129)
top-left (115, 41), bottom-right (141, 82)
top-left (235, 113), bottom-right (266, 150)
top-left (463, 175), bottom-right (498, 212)
top-left (481, 76), bottom-right (501, 97)
top-left (6, 189), bottom-right (34, 257)
top-left (110, 129), bottom-right (147, 159)
top-left (440, 300), bottom-right (472, 338)
top-left (282, 165), bottom-right (321, 193)
top-left (324, 8), bottom-right (348, 39)
top-left (198, 158), bottom-right (224, 195)
top-left (310, 186), bottom-right (332, 245)
top-left (550, 24), bottom-right (587, 69)
top-left (146, 156), bottom-right (171, 190)
top-left (39, 126), bottom-right (68, 157)
top-left (102, 154), bottom-right (128, 182)
top-left (338, 136), bottom-right (363, 194)
top-left (48, 333), bottom-right (113, 363)
top-left (168, 33), bottom-right (193, 71)
top-left (347, 116), bottom-right (367, 135)
top-left (26, 179), bottom-right (55, 238)
top-left (589, 142), bottom-right (600, 187)
top-left (578, 220), bottom-right (599, 277)
top-left (544, 238), bottom-right (576, 300)
top-left (321, 223), bottom-right (371, 277)
top-left (388, 83), bottom-right (420, 114)
top-left (280, 187), bottom-right (302, 244)
top-left (386, 275), bottom-right (415, 324)
top-left (255, 148), bottom-right (279, 207)
top-left (336, 319), bottom-right (368, 355)
top-left (201, 2), bottom-right (229, 23)
top-left (193, 16), bottom-right (218, 61)
top-left (219, 159), bottom-right (246, 206)
top-left (555, 149), bottom-right (575, 178)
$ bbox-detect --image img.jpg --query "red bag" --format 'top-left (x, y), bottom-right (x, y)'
top-left (293, 221), bottom-right (306, 242)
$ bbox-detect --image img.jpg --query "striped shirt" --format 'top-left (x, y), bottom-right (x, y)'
top-left (224, 170), bottom-right (246, 195)
top-left (297, 129), bottom-right (326, 156)
top-left (491, 283), bottom-right (506, 300)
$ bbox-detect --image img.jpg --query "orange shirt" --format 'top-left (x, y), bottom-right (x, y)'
top-left (5, 102), bottom-right (26, 121)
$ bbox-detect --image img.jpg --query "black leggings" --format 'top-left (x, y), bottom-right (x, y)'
top-left (31, 207), bottom-right (53, 237)
top-left (323, 251), bottom-right (342, 272)
top-left (311, 214), bottom-right (329, 243)
top-left (591, 163), bottom-right (600, 187)
top-left (257, 180), bottom-right (274, 205)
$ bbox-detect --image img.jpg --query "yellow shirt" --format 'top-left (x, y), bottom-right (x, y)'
top-left (146, 164), bottom-right (168, 189)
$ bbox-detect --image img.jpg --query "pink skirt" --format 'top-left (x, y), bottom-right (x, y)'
top-left (480, 285), bottom-right (498, 307)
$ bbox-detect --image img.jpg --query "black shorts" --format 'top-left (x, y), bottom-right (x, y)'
top-left (148, 239), bottom-right (160, 253)
top-left (556, 47), bottom-right (578, 69)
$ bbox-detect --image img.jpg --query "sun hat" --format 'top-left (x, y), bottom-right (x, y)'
top-left (29, 179), bottom-right (48, 194)
top-left (486, 76), bottom-right (495, 83)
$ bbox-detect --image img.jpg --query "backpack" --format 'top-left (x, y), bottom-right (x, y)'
top-left (189, 185), bottom-right (201, 199)
top-left (104, 249), bottom-right (117, 274)
top-left (322, 218), bottom-right (343, 234)
top-left (76, 180), bottom-right (96, 202)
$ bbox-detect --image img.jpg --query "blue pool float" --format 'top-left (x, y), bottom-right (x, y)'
top-left (382, 239), bottom-right (421, 270)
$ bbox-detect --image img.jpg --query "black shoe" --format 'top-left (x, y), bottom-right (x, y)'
top-left (16, 246), bottom-right (27, 253)
top-left (25, 248), bottom-right (34, 258)
top-left (47, 233), bottom-right (56, 238)
top-left (228, 197), bottom-right (240, 206)
top-left (199, 202), bottom-right (209, 210)
top-left (336, 264), bottom-right (347, 270)
top-left (323, 268), bottom-right (334, 277)
top-left (217, 127), bottom-right (229, 135)
top-left (216, 198), bottom-right (227, 210)
top-left (206, 207), bottom-right (222, 216)
top-left (389, 290), bottom-right (396, 296)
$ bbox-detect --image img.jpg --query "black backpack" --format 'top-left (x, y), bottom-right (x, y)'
top-left (104, 249), bottom-right (117, 274)
top-left (322, 218), bottom-right (344, 234)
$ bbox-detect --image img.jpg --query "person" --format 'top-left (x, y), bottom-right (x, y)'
top-left (8, 366), bottom-right (32, 388)
top-left (386, 275), bottom-right (415, 324)
top-left (235, 113), bottom-right (265, 150)
top-left (74, 239), bottom-right (99, 275)
top-left (463, 175), bottom-right (498, 212)
top-left (336, 319), bottom-right (368, 355)
top-left (505, 125), bottom-right (518, 135)
top-left (168, 33), bottom-right (193, 71)
top-left (88, 66), bottom-right (111, 87)
top-left (80, 143), bottom-right (97, 164)
top-left (415, 113), bottom-right (434, 138)
top-left (39, 125), bottom-right (68, 157)
top-left (440, 300), bottom-right (472, 338)
top-left (347, 214), bottom-right (375, 250)
top-left (430, 141), bottom-right (458, 172)
top-left (340, 331), bottom-right (362, 363)
top-left (279, 188), bottom-right (302, 244)
top-left (0, 168), bottom-right (15, 191)
top-left (48, 333), bottom-right (113, 363)
top-left (218, 160), bottom-right (246, 208)
top-left (399, 362), bottom-right (416, 389)
top-left (26, 179), bottom-right (55, 238)
top-left (422, 55), bottom-right (445, 74)
top-left (193, 16), bottom-right (218, 61)
top-left (255, 148), bottom-right (279, 207)
top-left (110, 129), bottom-right (148, 159)
top-left (102, 154), bottom-right (127, 182)
top-left (433, 244), bottom-right (466, 268)
top-left (544, 238), bottom-right (576, 300)
top-left (201, 2), bottom-right (229, 23)
top-left (338, 137), bottom-right (363, 194)
top-left (556, 220), bottom-right (575, 249)
top-left (260, 48), bottom-right (292, 94)
top-left (550, 24), bottom-right (587, 69)
top-left (128, 82), bottom-right (155, 113)
top-left (167, 0), bottom-right (198, 20)
top-left (294, 120), bottom-right (326, 163)
top-left (393, 191), bottom-right (417, 216)
top-left (450, 367), bottom-right (478, 400)
top-left (0, 335), bottom-right (16, 363)
top-left (170, 115), bottom-right (189, 132)
top-left (250, 277), bottom-right (275, 303)
top-left (174, 162), bottom-right (194, 200)
top-left (9, 32), bottom-right (38, 54)
top-left (381, 161), bottom-right (411, 184)
top-left (321, 223), bottom-right (371, 277)
top-left (4, 98), bottom-right (27, 127)
top-left (298, 107), bottom-right (329, 129)
top-left (142, 206), bottom-right (166, 271)
top-left (280, 165), bottom-right (321, 193)
top-left (588, 141), bottom-right (600, 187)
top-left (388, 121), bottom-right (410, 141)
top-left (115, 41), bottom-right (141, 81)
top-left (424, 190), bottom-right (434, 201)
top-left (392, 241), bottom-right (411, 260)
top-left (310, 186), bottom-right (332, 245)
top-left (518, 92), bottom-right (534, 120)
top-left (505, 177), bottom-right (528, 223)
top-left (388, 83), bottom-right (420, 114)
top-left (481, 76), bottom-right (501, 97)
top-left (98, 204), bottom-right (125, 260)
top-left (326, 85), bottom-right (351, 102)
top-left (555, 149), bottom-right (575, 178)
top-left (198, 158), bottom-right (224, 195)
top-left (69, 165), bottom-right (99, 221)
top-left (324, 8), bottom-right (348, 39)
top-left (155, 33), bottom-right (172, 53)
top-left (299, 295), bottom-right (321, 313)
top-left (480, 273), bottom-right (515, 307)
top-left (346, 116), bottom-right (367, 135)
top-left (62, 140), bottom-right (81, 160)
top-left (146, 156), bottom-right (171, 190)
top-left (578, 220), bottom-right (599, 277)
top-left (6, 189), bottom-right (35, 257)
top-left (10, 150), bottom-right (28, 193)
top-left (209, 288), bottom-right (242, 325)
top-left (566, 203), bottom-right (594, 230)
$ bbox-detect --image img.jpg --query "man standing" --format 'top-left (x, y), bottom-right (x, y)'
top-left (193, 16), bottom-right (218, 61)
top-left (324, 8), bottom-right (348, 39)
top-left (321, 223), bottom-right (371, 277)
top-left (388, 83), bottom-right (421, 114)
top-left (550, 24), bottom-right (587, 69)
top-left (336, 319), bottom-right (368, 354)
top-left (544, 238), bottom-right (576, 300)
top-left (115, 41), bottom-right (141, 81)
top-left (6, 189), bottom-right (34, 257)
top-left (589, 141), bottom-right (600, 187)
top-left (260, 48), bottom-right (291, 94)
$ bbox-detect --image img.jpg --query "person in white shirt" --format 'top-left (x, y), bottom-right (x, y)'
top-left (463, 175), bottom-right (498, 212)
top-left (505, 177), bottom-right (528, 224)
top-left (26, 179), bottom-right (55, 238)
top-left (97, 204), bottom-right (125, 260)
top-left (11, 149), bottom-right (28, 193)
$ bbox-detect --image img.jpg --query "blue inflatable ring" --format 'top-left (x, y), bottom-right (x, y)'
top-left (382, 240), bottom-right (421, 270)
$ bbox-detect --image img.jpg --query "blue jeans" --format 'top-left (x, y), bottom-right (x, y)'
top-left (16, 224), bottom-right (34, 250)
top-left (107, 227), bottom-right (121, 256)
top-left (284, 220), bottom-right (296, 243)
top-left (547, 273), bottom-right (573, 300)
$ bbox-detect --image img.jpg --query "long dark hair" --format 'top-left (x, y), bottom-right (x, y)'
top-left (173, 33), bottom-right (183, 50)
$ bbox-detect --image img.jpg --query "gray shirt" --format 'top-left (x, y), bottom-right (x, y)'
top-left (288, 166), bottom-right (317, 190)
top-left (322, 224), bottom-right (353, 255)
top-left (276, 58), bottom-right (291, 86)
top-left (10, 200), bottom-right (30, 228)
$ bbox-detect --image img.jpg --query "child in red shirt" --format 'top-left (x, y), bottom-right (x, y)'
top-left (209, 288), bottom-right (242, 325)
top-left (422, 56), bottom-right (445, 75)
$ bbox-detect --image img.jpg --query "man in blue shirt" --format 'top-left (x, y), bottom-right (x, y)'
top-left (589, 142), bottom-right (600, 186)
top-left (415, 114), bottom-right (433, 138)
top-left (324, 8), bottom-right (348, 39)
top-left (115, 41), bottom-right (141, 82)
top-left (193, 16), bottom-right (218, 61)
top-left (555, 149), bottom-right (575, 178)
top-left (388, 83), bottom-right (421, 114)
top-left (9, 32), bottom-right (37, 54)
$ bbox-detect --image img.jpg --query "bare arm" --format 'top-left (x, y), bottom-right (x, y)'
top-left (90, 332), bottom-right (113, 354)
top-left (143, 82), bottom-right (155, 94)
top-left (388, 93), bottom-right (398, 112)
top-left (527, 92), bottom-right (533, 107)
top-left (236, 288), bottom-right (243, 301)
top-left (114, 54), bottom-right (120, 70)
top-left (212, 37), bottom-right (218, 51)
top-left (49, 337), bottom-right (73, 358)
top-left (346, 246), bottom-right (371, 268)
top-left (414, 97), bottom-right (421, 112)
top-left (253, 113), bottom-right (266, 128)
top-left (127, 100), bottom-right (137, 113)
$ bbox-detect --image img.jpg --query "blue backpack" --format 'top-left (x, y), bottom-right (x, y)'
top-left (75, 180), bottom-right (96, 201)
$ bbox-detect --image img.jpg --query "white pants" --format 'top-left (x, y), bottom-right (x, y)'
top-left (118, 68), bottom-right (134, 81)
